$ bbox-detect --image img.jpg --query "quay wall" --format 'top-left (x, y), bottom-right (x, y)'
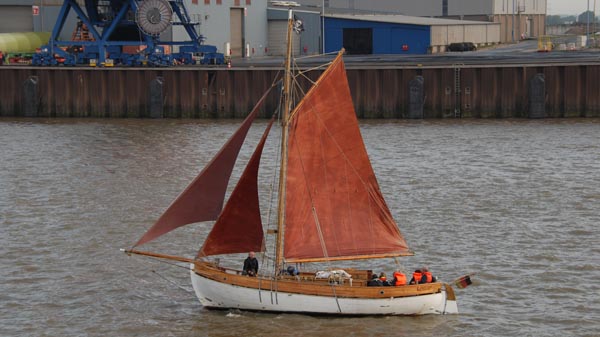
top-left (1, 64), bottom-right (599, 118)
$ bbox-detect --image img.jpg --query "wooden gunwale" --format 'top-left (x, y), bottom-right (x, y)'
top-left (193, 261), bottom-right (442, 299)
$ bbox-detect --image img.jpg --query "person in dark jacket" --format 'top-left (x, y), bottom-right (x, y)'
top-left (367, 273), bottom-right (383, 286)
top-left (242, 251), bottom-right (259, 276)
top-left (379, 272), bottom-right (391, 286)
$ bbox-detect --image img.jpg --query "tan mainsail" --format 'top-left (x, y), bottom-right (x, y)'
top-left (283, 54), bottom-right (411, 263)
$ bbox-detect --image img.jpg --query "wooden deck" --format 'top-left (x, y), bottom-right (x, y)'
top-left (193, 261), bottom-right (442, 299)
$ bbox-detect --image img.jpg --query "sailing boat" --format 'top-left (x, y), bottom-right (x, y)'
top-left (125, 8), bottom-right (459, 316)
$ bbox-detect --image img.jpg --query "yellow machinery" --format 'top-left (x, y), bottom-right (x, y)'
top-left (537, 36), bottom-right (553, 52)
top-left (0, 32), bottom-right (51, 54)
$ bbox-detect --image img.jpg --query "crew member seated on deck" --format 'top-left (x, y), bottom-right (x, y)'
top-left (379, 272), bottom-right (390, 286)
top-left (392, 271), bottom-right (407, 286)
top-left (242, 251), bottom-right (259, 276)
top-left (367, 273), bottom-right (383, 286)
top-left (286, 265), bottom-right (299, 276)
top-left (421, 266), bottom-right (437, 283)
top-left (410, 269), bottom-right (427, 284)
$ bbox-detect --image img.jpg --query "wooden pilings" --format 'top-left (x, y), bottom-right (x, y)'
top-left (529, 73), bottom-right (546, 119)
top-left (1, 64), bottom-right (599, 118)
top-left (408, 76), bottom-right (425, 119)
top-left (149, 77), bottom-right (164, 118)
top-left (23, 76), bottom-right (39, 117)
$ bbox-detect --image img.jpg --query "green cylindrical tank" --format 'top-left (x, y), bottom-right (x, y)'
top-left (0, 32), bottom-right (51, 53)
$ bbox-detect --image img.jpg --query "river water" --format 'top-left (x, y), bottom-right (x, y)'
top-left (0, 118), bottom-right (598, 337)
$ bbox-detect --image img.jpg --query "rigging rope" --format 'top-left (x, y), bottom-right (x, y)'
top-left (393, 257), bottom-right (407, 274)
top-left (287, 60), bottom-right (309, 122)
top-left (296, 62), bottom-right (333, 82)
top-left (151, 269), bottom-right (194, 293)
top-left (312, 207), bottom-right (342, 313)
top-left (128, 254), bottom-right (194, 293)
top-left (294, 51), bottom-right (340, 60)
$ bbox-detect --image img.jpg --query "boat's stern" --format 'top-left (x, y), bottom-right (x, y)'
top-left (442, 283), bottom-right (459, 314)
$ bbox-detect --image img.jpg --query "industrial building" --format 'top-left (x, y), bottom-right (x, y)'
top-left (0, 0), bottom-right (506, 59)
top-left (267, 10), bottom-right (500, 56)
top-left (185, 0), bottom-right (268, 57)
top-left (324, 14), bottom-right (499, 54)
top-left (267, 8), bottom-right (321, 56)
top-left (297, 0), bottom-right (546, 43)
top-left (0, 0), bottom-right (76, 37)
top-left (0, 1), bottom-right (39, 33)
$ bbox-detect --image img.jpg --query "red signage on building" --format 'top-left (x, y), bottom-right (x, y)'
top-left (32, 6), bottom-right (40, 16)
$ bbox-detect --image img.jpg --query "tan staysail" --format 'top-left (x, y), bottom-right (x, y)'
top-left (134, 87), bottom-right (274, 247)
top-left (198, 117), bottom-right (275, 257)
top-left (283, 54), bottom-right (411, 263)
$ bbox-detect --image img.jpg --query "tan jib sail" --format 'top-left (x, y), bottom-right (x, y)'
top-left (283, 54), bottom-right (411, 263)
top-left (134, 87), bottom-right (274, 247)
top-left (198, 117), bottom-right (275, 257)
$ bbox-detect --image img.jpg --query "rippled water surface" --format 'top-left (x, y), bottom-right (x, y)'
top-left (1, 118), bottom-right (599, 337)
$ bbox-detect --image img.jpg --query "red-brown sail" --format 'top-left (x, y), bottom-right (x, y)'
top-left (198, 118), bottom-right (275, 257)
top-left (283, 55), bottom-right (411, 262)
top-left (134, 88), bottom-right (273, 247)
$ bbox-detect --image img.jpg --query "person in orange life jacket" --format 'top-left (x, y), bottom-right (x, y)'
top-left (421, 266), bottom-right (436, 283)
top-left (409, 269), bottom-right (423, 284)
top-left (242, 251), bottom-right (258, 276)
top-left (392, 271), bottom-right (407, 286)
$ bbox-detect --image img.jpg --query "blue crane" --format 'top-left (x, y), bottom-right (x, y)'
top-left (33, 0), bottom-right (224, 66)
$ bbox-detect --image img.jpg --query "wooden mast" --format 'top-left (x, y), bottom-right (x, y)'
top-left (275, 5), bottom-right (296, 270)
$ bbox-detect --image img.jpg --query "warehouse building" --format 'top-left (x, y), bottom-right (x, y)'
top-left (297, 0), bottom-right (546, 43)
top-left (0, 0), bottom-right (76, 38)
top-left (185, 0), bottom-right (268, 57)
top-left (267, 8), bottom-right (321, 56)
top-left (325, 14), bottom-right (500, 55)
top-left (0, 0), bottom-right (38, 33)
top-left (267, 6), bottom-right (500, 56)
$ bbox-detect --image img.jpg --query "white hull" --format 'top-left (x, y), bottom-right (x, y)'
top-left (190, 265), bottom-right (458, 315)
